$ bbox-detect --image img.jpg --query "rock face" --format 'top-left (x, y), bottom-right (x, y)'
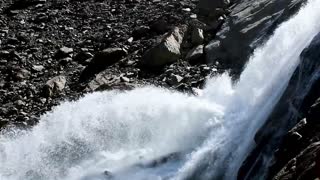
top-left (266, 33), bottom-right (320, 180)
top-left (141, 26), bottom-right (187, 68)
top-left (205, 0), bottom-right (306, 75)
top-left (273, 142), bottom-right (320, 180)
top-left (239, 32), bottom-right (320, 179)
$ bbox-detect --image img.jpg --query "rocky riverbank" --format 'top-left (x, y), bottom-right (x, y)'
top-left (0, 0), bottom-right (230, 129)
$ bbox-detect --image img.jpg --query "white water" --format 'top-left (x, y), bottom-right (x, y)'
top-left (1, 0), bottom-right (320, 179)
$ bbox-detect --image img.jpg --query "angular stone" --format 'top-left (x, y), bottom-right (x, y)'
top-left (80, 48), bottom-right (127, 81)
top-left (186, 45), bottom-right (204, 64)
top-left (192, 28), bottom-right (204, 45)
top-left (43, 75), bottom-right (66, 97)
top-left (141, 25), bottom-right (187, 68)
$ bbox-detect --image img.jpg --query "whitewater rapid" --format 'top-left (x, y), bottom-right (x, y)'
top-left (1, 0), bottom-right (320, 179)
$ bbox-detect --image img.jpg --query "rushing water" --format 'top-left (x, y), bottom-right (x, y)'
top-left (1, 0), bottom-right (320, 180)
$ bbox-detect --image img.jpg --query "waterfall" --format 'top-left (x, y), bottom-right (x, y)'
top-left (1, 0), bottom-right (320, 180)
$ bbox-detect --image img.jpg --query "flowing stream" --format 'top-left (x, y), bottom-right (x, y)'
top-left (1, 0), bottom-right (320, 179)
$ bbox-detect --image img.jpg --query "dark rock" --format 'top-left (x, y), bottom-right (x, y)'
top-left (95, 82), bottom-right (136, 92)
top-left (54, 46), bottom-right (73, 59)
top-left (0, 119), bottom-right (9, 129)
top-left (80, 48), bottom-right (127, 81)
top-left (191, 28), bottom-right (204, 45)
top-left (166, 74), bottom-right (183, 86)
top-left (197, 0), bottom-right (230, 15)
top-left (0, 50), bottom-right (10, 57)
top-left (74, 52), bottom-right (93, 64)
top-left (150, 18), bottom-right (170, 34)
top-left (132, 26), bottom-right (150, 38)
top-left (273, 142), bottom-right (320, 180)
top-left (186, 45), bottom-right (204, 64)
top-left (59, 57), bottom-right (72, 66)
top-left (141, 25), bottom-right (187, 68)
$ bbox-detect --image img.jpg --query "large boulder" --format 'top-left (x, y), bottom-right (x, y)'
top-left (141, 25), bottom-right (187, 68)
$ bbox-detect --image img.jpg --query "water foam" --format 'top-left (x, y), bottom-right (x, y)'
top-left (1, 0), bottom-right (320, 179)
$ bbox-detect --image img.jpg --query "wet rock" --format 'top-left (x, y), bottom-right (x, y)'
top-left (43, 76), bottom-right (66, 97)
top-left (186, 45), bottom-right (204, 64)
top-left (141, 25), bottom-right (187, 68)
top-left (80, 48), bottom-right (127, 81)
top-left (273, 142), bottom-right (320, 180)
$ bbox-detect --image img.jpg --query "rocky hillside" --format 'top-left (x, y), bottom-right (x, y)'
top-left (0, 0), bottom-right (229, 128)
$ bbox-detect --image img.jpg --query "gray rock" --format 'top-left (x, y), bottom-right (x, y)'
top-left (80, 48), bottom-right (127, 81)
top-left (43, 76), bottom-right (66, 97)
top-left (166, 74), bottom-right (183, 86)
top-left (55, 46), bottom-right (73, 59)
top-left (141, 25), bottom-right (187, 68)
top-left (32, 65), bottom-right (44, 72)
top-left (15, 69), bottom-right (31, 80)
top-left (186, 45), bottom-right (204, 64)
top-left (191, 28), bottom-right (204, 45)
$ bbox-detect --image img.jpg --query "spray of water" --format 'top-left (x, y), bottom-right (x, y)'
top-left (1, 0), bottom-right (320, 179)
